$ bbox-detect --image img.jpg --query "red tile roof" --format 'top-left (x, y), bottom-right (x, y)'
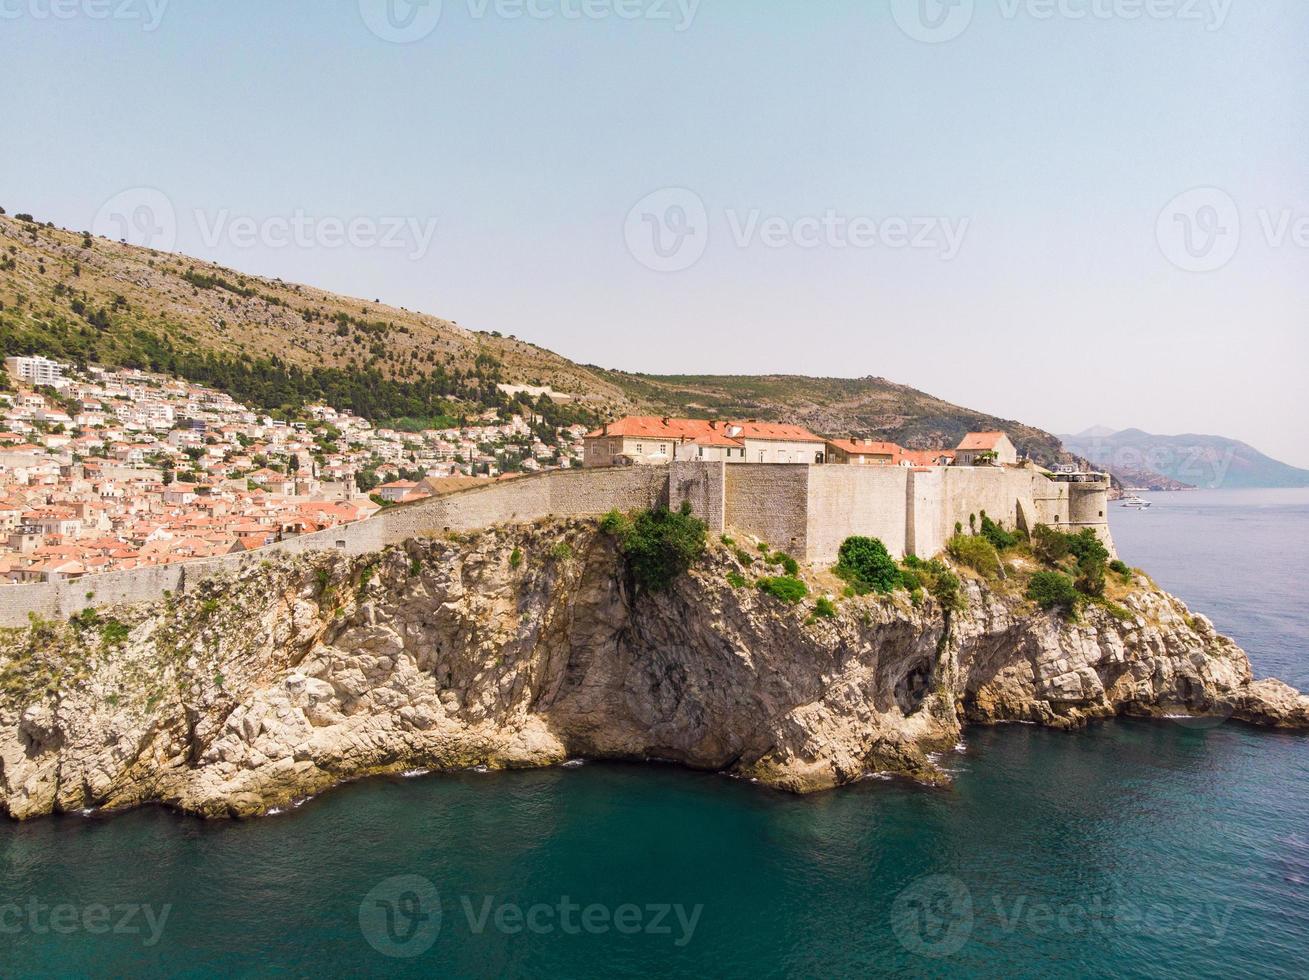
top-left (587, 417), bottom-right (823, 445)
top-left (825, 439), bottom-right (902, 458)
top-left (957, 432), bottom-right (1008, 451)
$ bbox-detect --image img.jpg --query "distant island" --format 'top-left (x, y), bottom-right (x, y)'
top-left (1061, 427), bottom-right (1309, 491)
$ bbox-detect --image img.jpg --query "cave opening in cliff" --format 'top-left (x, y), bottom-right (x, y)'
top-left (895, 662), bottom-right (933, 714)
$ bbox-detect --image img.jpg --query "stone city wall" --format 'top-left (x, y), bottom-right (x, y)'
top-left (0, 462), bottom-right (1111, 626)
top-left (0, 466), bottom-right (669, 628)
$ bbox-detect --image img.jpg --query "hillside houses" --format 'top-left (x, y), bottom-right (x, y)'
top-left (0, 357), bottom-right (590, 583)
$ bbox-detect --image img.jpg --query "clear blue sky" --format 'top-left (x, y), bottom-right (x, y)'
top-left (3, 0), bottom-right (1306, 464)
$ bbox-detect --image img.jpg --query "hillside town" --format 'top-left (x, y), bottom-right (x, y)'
top-left (0, 354), bottom-right (1051, 586)
top-left (0, 356), bottom-right (589, 583)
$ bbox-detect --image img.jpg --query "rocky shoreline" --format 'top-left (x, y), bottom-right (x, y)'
top-left (1, 520), bottom-right (1305, 820)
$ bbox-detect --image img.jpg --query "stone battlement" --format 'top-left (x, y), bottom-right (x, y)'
top-left (0, 462), bottom-right (1111, 627)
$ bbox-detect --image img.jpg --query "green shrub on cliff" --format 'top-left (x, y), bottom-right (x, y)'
top-left (1075, 555), bottom-right (1106, 597)
top-left (757, 575), bottom-right (808, 604)
top-left (947, 533), bottom-right (1002, 579)
top-left (979, 511), bottom-right (1022, 550)
top-left (811, 596), bottom-right (838, 619)
top-left (1028, 571), bottom-right (1080, 618)
top-left (1033, 525), bottom-right (1108, 568)
top-left (603, 505), bottom-right (707, 592)
top-left (834, 536), bottom-right (900, 594)
top-left (930, 569), bottom-right (965, 613)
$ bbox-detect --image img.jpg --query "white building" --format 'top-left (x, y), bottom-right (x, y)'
top-left (5, 356), bottom-right (67, 388)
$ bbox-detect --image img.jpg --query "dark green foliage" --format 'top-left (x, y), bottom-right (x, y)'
top-left (1033, 525), bottom-right (1108, 568)
top-left (979, 511), bottom-right (1021, 550)
top-left (1028, 571), bottom-right (1080, 617)
top-left (726, 571), bottom-right (747, 589)
top-left (777, 553), bottom-right (800, 576)
top-left (757, 575), bottom-right (808, 604)
top-left (812, 596), bottom-right (838, 619)
top-left (1075, 556), bottom-right (1106, 597)
top-left (1108, 559), bottom-right (1132, 582)
top-left (899, 567), bottom-right (923, 591)
top-left (1032, 524), bottom-right (1072, 564)
top-left (608, 506), bottom-right (708, 591)
top-left (1067, 529), bottom-right (1109, 566)
top-left (99, 619), bottom-right (130, 646)
top-left (70, 607), bottom-right (101, 630)
top-left (834, 536), bottom-right (901, 594)
top-left (946, 534), bottom-right (1002, 578)
top-left (599, 510), bottom-right (631, 537)
top-left (930, 570), bottom-right (964, 612)
top-left (509, 547), bottom-right (524, 569)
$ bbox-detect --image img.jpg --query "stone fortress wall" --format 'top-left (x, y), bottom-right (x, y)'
top-left (0, 461), bottom-right (1110, 627)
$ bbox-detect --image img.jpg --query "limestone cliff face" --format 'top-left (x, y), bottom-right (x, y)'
top-left (1, 521), bottom-right (1305, 820)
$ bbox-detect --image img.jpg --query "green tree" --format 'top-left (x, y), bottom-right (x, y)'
top-left (834, 536), bottom-right (900, 594)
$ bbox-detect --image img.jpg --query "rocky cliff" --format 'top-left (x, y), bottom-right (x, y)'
top-left (1, 521), bottom-right (1305, 820)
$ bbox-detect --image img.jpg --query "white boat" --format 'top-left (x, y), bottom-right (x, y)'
top-left (1121, 494), bottom-right (1152, 509)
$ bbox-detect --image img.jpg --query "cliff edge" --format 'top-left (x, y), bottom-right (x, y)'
top-left (1, 520), bottom-right (1305, 819)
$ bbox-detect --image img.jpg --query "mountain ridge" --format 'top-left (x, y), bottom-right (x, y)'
top-left (1, 209), bottom-right (1069, 462)
top-left (1061, 428), bottom-right (1309, 490)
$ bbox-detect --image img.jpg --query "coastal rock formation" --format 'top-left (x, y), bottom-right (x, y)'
top-left (0, 521), bottom-right (1305, 819)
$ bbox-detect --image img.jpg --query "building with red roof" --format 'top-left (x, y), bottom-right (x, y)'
top-left (955, 432), bottom-right (1018, 466)
top-left (584, 417), bottom-right (826, 468)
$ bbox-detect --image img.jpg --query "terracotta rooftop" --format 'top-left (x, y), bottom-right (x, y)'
top-left (957, 432), bottom-right (1008, 451)
top-left (588, 417), bottom-right (823, 445)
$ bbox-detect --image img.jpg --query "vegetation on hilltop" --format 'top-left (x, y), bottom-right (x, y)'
top-left (0, 209), bottom-right (1074, 458)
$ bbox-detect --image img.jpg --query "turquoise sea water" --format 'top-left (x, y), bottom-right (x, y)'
top-left (1, 490), bottom-right (1306, 977)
